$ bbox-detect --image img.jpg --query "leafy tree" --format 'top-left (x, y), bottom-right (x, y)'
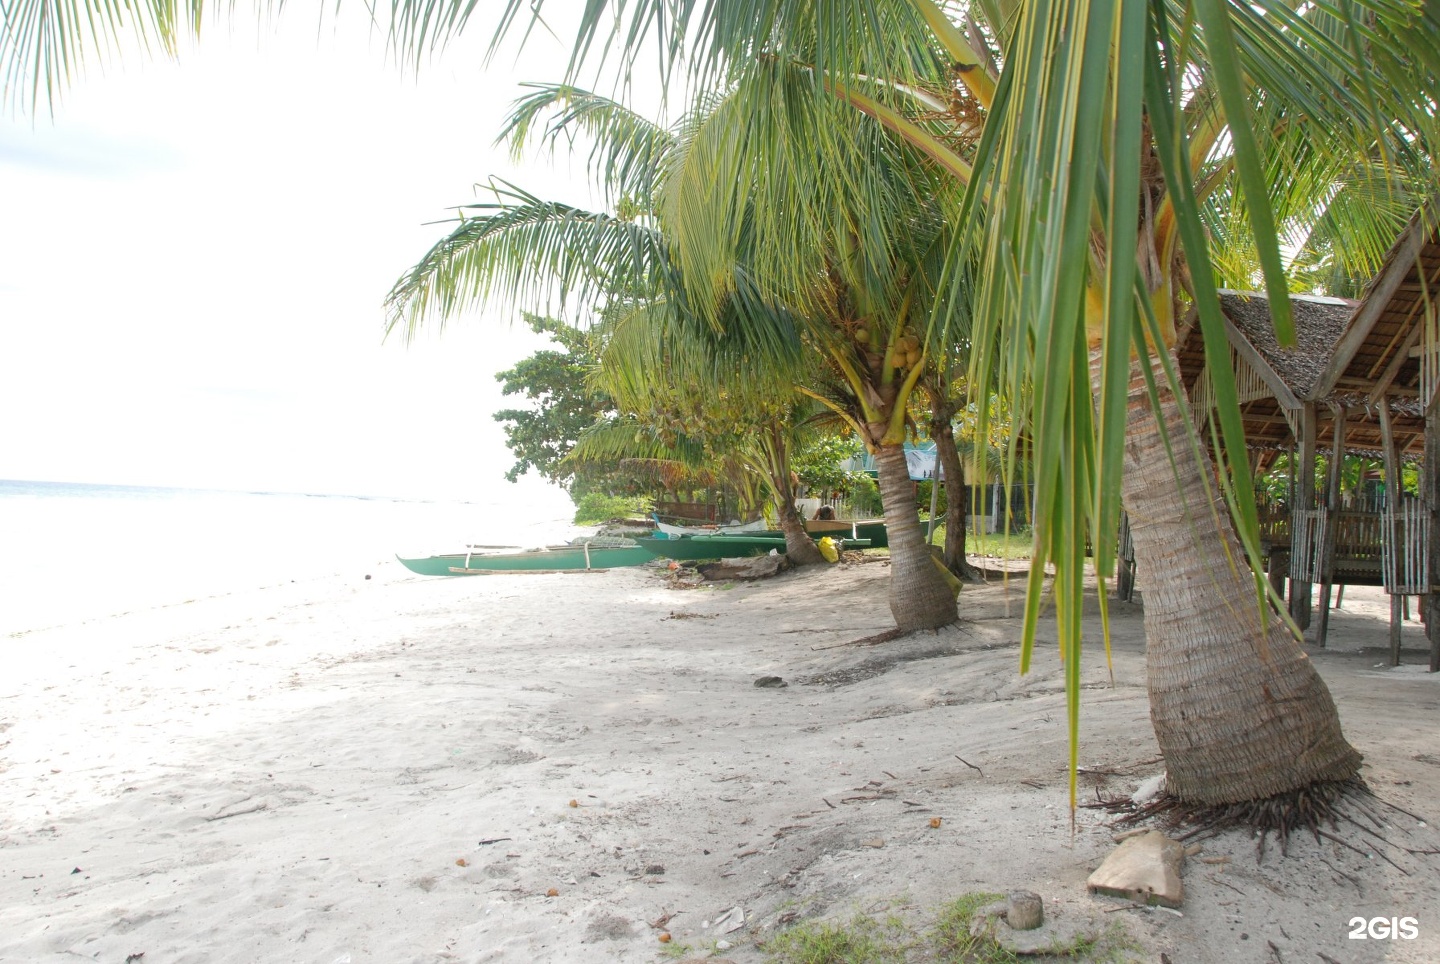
top-left (645, 58), bottom-right (966, 629)
top-left (792, 433), bottom-right (862, 499)
top-left (492, 314), bottom-right (611, 489)
top-left (385, 86), bottom-right (832, 564)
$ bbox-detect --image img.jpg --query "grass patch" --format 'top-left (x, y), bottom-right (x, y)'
top-left (1065, 924), bottom-right (1143, 963)
top-left (928, 892), bottom-right (1018, 963)
top-left (760, 892), bottom-right (1143, 964)
top-left (922, 525), bottom-right (1034, 562)
top-left (658, 938), bottom-right (694, 959)
top-left (761, 911), bottom-right (913, 963)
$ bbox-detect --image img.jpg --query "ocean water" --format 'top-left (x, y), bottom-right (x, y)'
top-left (0, 479), bottom-right (579, 634)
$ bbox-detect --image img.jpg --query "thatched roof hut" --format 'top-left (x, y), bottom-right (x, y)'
top-left (1176, 280), bottom-right (1430, 463)
top-left (1175, 204), bottom-right (1439, 661)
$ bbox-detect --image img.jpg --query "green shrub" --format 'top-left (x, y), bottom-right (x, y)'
top-left (572, 492), bottom-right (652, 524)
top-left (844, 472), bottom-right (884, 517)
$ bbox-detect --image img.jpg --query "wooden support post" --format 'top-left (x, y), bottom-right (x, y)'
top-left (1427, 386), bottom-right (1440, 672)
top-left (1315, 406), bottom-right (1346, 648)
top-left (1290, 403), bottom-right (1318, 629)
top-left (1380, 398), bottom-right (1405, 665)
top-left (1116, 510), bottom-right (1136, 602)
top-left (1268, 550), bottom-right (1287, 604)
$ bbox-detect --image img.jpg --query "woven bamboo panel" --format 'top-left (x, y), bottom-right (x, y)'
top-left (1382, 498), bottom-right (1431, 595)
top-left (1233, 350), bottom-right (1270, 404)
top-left (1190, 363), bottom-right (1214, 428)
top-left (1421, 288), bottom-right (1439, 409)
top-left (1290, 507), bottom-right (1328, 582)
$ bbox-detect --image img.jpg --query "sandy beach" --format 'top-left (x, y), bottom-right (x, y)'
top-left (3, 557), bottom-right (1439, 963)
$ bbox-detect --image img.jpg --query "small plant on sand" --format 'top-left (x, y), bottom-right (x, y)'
top-left (761, 911), bottom-right (913, 963)
top-left (930, 893), bottom-right (1141, 963)
top-left (929, 892), bottom-right (1017, 963)
top-left (762, 893), bottom-right (1140, 964)
top-left (657, 938), bottom-right (693, 959)
top-left (1060, 923), bottom-right (1143, 964)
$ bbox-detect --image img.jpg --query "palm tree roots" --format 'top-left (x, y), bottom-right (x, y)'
top-left (1085, 778), bottom-right (1436, 869)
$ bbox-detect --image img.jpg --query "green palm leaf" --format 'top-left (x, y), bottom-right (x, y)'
top-left (384, 181), bottom-right (669, 339)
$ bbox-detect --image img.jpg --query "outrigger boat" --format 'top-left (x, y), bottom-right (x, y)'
top-left (636, 534), bottom-right (869, 561)
top-left (397, 539), bottom-right (656, 576)
top-left (651, 514), bottom-right (769, 538)
top-left (804, 518), bottom-right (889, 548)
top-left (653, 513), bottom-right (887, 547)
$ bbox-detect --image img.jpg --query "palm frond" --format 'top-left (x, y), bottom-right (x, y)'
top-left (384, 180), bottom-right (668, 339)
top-left (498, 82), bottom-right (677, 209)
top-left (566, 416), bottom-right (709, 469)
top-left (0, 0), bottom-right (215, 109)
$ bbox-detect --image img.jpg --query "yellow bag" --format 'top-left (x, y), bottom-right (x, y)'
top-left (818, 536), bottom-right (840, 563)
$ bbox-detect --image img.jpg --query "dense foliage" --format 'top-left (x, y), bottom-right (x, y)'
top-left (492, 314), bottom-right (611, 488)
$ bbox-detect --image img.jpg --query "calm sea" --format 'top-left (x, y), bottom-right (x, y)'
top-left (0, 478), bottom-right (579, 634)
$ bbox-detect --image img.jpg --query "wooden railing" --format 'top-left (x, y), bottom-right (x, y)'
top-left (1382, 498), bottom-right (1431, 595)
top-left (1289, 504), bottom-right (1405, 588)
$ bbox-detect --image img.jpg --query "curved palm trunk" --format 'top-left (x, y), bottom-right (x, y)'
top-left (874, 440), bottom-right (959, 630)
top-left (1122, 354), bottom-right (1361, 804)
top-left (930, 412), bottom-right (979, 580)
top-left (776, 496), bottom-right (826, 564)
top-left (762, 424), bottom-right (826, 566)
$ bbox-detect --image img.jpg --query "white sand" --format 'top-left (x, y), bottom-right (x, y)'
top-left (3, 559), bottom-right (1439, 963)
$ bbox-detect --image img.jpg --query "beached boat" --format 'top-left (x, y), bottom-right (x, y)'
top-left (636, 534), bottom-right (869, 561)
top-left (397, 540), bottom-right (656, 575)
top-left (651, 515), bottom-right (769, 538)
top-left (804, 518), bottom-right (889, 548)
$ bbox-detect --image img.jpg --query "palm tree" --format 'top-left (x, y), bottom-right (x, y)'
top-left (383, 86), bottom-right (843, 564)
top-left (386, 81), bottom-right (962, 625)
top-left (582, 283), bottom-right (832, 565)
top-left (650, 60), bottom-right (969, 629)
top-left (923, 365), bottom-right (982, 581)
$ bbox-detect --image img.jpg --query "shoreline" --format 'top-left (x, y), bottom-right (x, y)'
top-left (3, 560), bottom-right (1438, 962)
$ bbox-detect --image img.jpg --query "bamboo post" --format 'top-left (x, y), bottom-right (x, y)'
top-left (1380, 398), bottom-right (1405, 665)
top-left (1314, 406), bottom-right (1346, 648)
top-left (1291, 403), bottom-right (1318, 629)
top-left (1428, 387), bottom-right (1440, 672)
top-left (926, 457), bottom-right (942, 544)
top-left (1116, 510), bottom-right (1136, 602)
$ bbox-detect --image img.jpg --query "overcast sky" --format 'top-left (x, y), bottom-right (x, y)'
top-left (0, 7), bottom-right (615, 505)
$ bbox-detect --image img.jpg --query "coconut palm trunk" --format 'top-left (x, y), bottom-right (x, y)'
top-left (776, 495), bottom-right (826, 564)
top-left (873, 438), bottom-right (958, 630)
top-left (1121, 351), bottom-right (1362, 804)
top-left (929, 393), bottom-right (979, 580)
top-left (764, 425), bottom-right (828, 566)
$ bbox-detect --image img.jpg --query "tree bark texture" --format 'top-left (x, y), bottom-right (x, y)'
top-left (932, 418), bottom-right (979, 580)
top-left (776, 494), bottom-right (826, 565)
top-left (1122, 354), bottom-right (1361, 804)
top-left (766, 426), bottom-right (827, 566)
top-left (874, 439), bottom-right (959, 630)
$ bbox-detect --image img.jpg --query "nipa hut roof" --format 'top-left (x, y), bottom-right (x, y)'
top-left (1313, 203), bottom-right (1440, 425)
top-left (1212, 291), bottom-right (1355, 401)
top-left (1176, 281), bottom-right (1429, 460)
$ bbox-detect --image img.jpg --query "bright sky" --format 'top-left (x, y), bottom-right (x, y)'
top-left (0, 7), bottom-right (611, 505)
